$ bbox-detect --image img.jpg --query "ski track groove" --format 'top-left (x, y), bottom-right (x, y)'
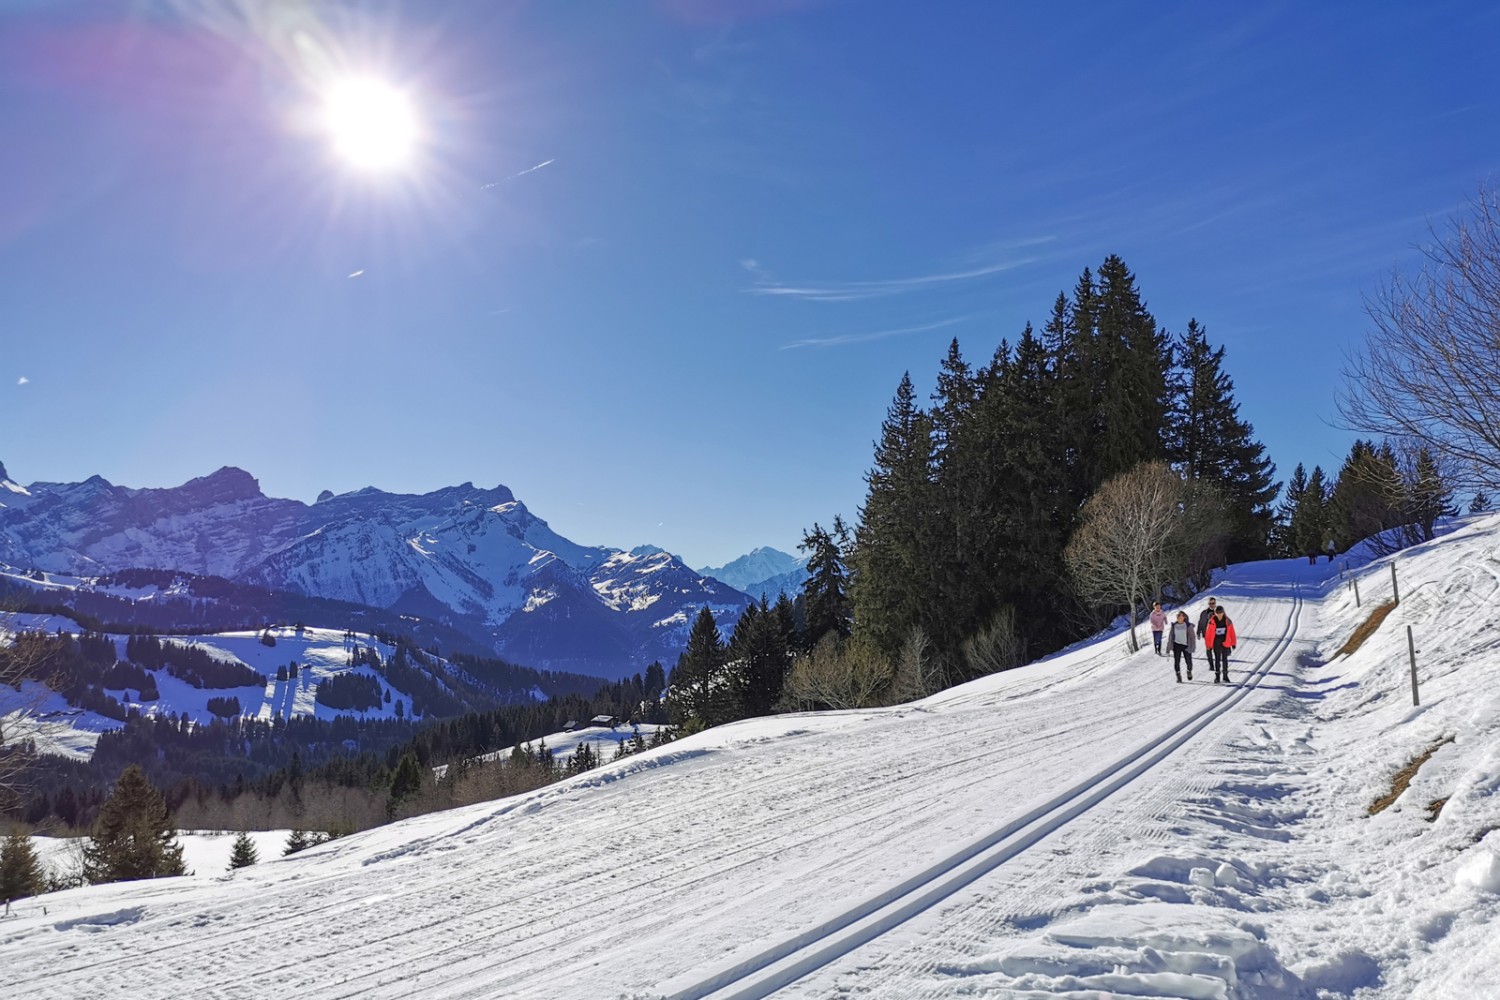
top-left (3, 592), bottom-right (1301, 1000)
top-left (663, 589), bottom-right (1303, 1000)
top-left (3, 667), bottom-right (1165, 997)
top-left (792, 604), bottom-right (1315, 999)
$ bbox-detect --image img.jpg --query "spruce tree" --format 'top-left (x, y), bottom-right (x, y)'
top-left (1274, 464), bottom-right (1308, 557)
top-left (1, 830), bottom-right (46, 903)
top-left (801, 519), bottom-right (854, 647)
top-left (850, 372), bottom-right (933, 657)
top-left (731, 597), bottom-right (791, 717)
top-left (283, 829), bottom-right (311, 856)
top-left (971, 325), bottom-right (1071, 643)
top-left (1291, 466), bottom-right (1332, 558)
top-left (227, 830), bottom-right (259, 870)
top-left (83, 765), bottom-right (186, 884)
top-left (1168, 319), bottom-right (1280, 559)
top-left (1328, 441), bottom-right (1402, 549)
top-left (1470, 490), bottom-right (1492, 515)
top-left (667, 606), bottom-right (730, 728)
top-left (1408, 447), bottom-right (1456, 541)
top-left (387, 750), bottom-right (425, 814)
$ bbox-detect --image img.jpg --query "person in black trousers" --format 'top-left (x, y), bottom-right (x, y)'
top-left (1168, 610), bottom-right (1195, 683)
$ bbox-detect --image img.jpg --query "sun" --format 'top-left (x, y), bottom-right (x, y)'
top-left (321, 77), bottom-right (419, 172)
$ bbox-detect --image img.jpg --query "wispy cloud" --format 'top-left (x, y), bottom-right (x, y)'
top-left (16, 376), bottom-right (28, 386)
top-left (780, 317), bottom-right (967, 351)
top-left (481, 159), bottom-right (556, 190)
top-left (347, 269), bottom-right (364, 278)
top-left (746, 257), bottom-right (1037, 303)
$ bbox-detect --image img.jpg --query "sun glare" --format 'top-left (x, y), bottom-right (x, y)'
top-left (322, 78), bottom-right (418, 172)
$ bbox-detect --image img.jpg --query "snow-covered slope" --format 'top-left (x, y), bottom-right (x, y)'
top-left (0, 463), bottom-right (748, 677)
top-left (5, 518), bottom-right (1499, 999)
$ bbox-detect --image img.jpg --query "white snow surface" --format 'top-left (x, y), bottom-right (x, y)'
top-left (5, 517), bottom-right (1500, 998)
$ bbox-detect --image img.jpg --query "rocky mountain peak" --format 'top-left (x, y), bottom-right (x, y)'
top-left (179, 466), bottom-right (263, 505)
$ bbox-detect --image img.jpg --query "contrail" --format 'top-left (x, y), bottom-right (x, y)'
top-left (481, 158), bottom-right (556, 189)
top-left (347, 270), bottom-right (364, 278)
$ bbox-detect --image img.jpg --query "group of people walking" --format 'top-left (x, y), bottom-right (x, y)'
top-left (1147, 596), bottom-right (1237, 684)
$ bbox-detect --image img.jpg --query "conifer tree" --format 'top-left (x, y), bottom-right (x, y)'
top-left (1168, 319), bottom-right (1280, 559)
top-left (227, 830), bottom-right (259, 870)
top-left (968, 326), bottom-right (1071, 644)
top-left (283, 829), bottom-right (311, 856)
top-left (666, 606), bottom-right (730, 728)
top-left (1291, 466), bottom-right (1332, 558)
top-left (387, 750), bottom-right (425, 814)
top-left (730, 597), bottom-right (791, 718)
top-left (1470, 490), bottom-right (1492, 515)
top-left (851, 372), bottom-right (933, 657)
top-left (1275, 464), bottom-right (1309, 556)
top-left (1, 829), bottom-right (46, 903)
top-left (800, 519), bottom-right (854, 647)
top-left (83, 765), bottom-right (186, 884)
top-left (1407, 447), bottom-right (1456, 542)
top-left (1328, 441), bottom-right (1402, 549)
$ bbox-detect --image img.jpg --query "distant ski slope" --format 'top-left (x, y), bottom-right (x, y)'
top-left (4, 518), bottom-right (1500, 999)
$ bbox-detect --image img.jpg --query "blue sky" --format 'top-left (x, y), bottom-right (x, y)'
top-left (2, 1), bottom-right (1497, 568)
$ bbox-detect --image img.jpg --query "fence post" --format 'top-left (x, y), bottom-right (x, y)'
top-left (1353, 576), bottom-right (1361, 608)
top-left (1391, 563), bottom-right (1400, 604)
top-left (1407, 625), bottom-right (1419, 706)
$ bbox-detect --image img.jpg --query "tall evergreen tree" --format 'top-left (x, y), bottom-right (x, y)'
top-left (83, 765), bottom-right (186, 884)
top-left (963, 326), bottom-right (1070, 648)
top-left (927, 340), bottom-right (989, 659)
top-left (1, 830), bottom-right (46, 903)
top-left (1407, 447), bottom-right (1456, 541)
top-left (730, 597), bottom-right (790, 718)
top-left (1275, 463), bottom-right (1309, 557)
top-left (667, 606), bottom-right (730, 727)
top-left (1168, 319), bottom-right (1280, 559)
top-left (1328, 441), bottom-right (1402, 549)
top-left (388, 750), bottom-right (426, 814)
top-left (1291, 465), bottom-right (1332, 558)
top-left (851, 372), bottom-right (933, 657)
top-left (801, 518), bottom-right (854, 647)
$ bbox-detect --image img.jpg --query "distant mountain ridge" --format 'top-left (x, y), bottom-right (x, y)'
top-left (698, 546), bottom-right (808, 601)
top-left (0, 463), bottom-right (748, 679)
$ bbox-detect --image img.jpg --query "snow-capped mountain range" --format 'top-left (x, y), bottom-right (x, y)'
top-left (697, 546), bottom-right (808, 601)
top-left (0, 462), bottom-right (748, 679)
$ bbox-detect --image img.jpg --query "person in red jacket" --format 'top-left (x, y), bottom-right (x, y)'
top-left (1205, 605), bottom-right (1237, 683)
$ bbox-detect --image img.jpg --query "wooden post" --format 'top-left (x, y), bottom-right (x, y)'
top-left (1353, 576), bottom-right (1361, 608)
top-left (1391, 563), bottom-right (1400, 604)
top-left (1407, 625), bottom-right (1419, 706)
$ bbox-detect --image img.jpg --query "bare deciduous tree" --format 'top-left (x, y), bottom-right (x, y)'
top-left (1340, 183), bottom-right (1500, 490)
top-left (1064, 462), bottom-right (1228, 652)
top-left (783, 633), bottom-right (892, 710)
top-left (1, 608), bottom-right (53, 812)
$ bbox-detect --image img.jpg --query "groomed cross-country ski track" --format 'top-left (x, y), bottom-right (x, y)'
top-left (7, 529), bottom-right (1500, 1000)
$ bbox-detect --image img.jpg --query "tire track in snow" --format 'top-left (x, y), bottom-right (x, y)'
top-left (659, 588), bottom-right (1303, 1000)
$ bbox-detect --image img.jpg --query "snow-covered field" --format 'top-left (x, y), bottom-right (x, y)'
top-left (0, 624), bottom-right (414, 744)
top-left (3, 518), bottom-right (1499, 999)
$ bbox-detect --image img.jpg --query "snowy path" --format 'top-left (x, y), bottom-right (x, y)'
top-left (7, 527), bottom-right (1500, 1000)
top-left (0, 581), bottom-right (1305, 1000)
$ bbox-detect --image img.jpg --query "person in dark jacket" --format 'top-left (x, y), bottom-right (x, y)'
top-left (1204, 605), bottom-right (1237, 683)
top-left (1196, 597), bottom-right (1218, 639)
top-left (1167, 610), bottom-right (1195, 683)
